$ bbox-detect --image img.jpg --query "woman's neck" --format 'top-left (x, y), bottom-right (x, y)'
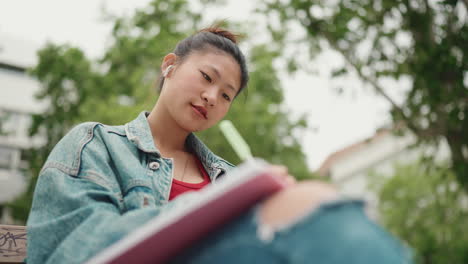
top-left (147, 103), bottom-right (189, 156)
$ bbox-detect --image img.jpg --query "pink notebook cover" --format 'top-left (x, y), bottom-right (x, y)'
top-left (87, 159), bottom-right (285, 264)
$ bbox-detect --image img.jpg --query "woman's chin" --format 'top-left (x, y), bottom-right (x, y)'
top-left (179, 122), bottom-right (207, 133)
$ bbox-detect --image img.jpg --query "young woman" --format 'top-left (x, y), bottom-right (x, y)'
top-left (27, 27), bottom-right (412, 264)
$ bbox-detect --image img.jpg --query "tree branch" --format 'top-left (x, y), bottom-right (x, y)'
top-left (351, 61), bottom-right (401, 113)
top-left (302, 10), bottom-right (412, 128)
top-left (324, 36), bottom-right (435, 138)
top-left (324, 36), bottom-right (413, 125)
top-left (301, 7), bottom-right (445, 139)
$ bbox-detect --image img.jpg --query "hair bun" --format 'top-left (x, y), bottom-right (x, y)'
top-left (198, 26), bottom-right (239, 44)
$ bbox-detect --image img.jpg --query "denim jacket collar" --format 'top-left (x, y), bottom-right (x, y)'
top-left (125, 111), bottom-right (233, 179)
top-left (125, 111), bottom-right (160, 154)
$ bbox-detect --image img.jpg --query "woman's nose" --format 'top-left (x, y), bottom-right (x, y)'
top-left (201, 90), bottom-right (216, 107)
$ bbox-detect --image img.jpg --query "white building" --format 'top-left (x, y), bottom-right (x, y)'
top-left (317, 127), bottom-right (451, 217)
top-left (0, 33), bottom-right (43, 206)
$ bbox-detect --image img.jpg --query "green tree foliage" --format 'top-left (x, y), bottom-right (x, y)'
top-left (5, 0), bottom-right (311, 222)
top-left (259, 0), bottom-right (468, 190)
top-left (369, 163), bottom-right (468, 263)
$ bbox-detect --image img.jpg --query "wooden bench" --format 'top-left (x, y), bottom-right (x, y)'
top-left (0, 225), bottom-right (26, 264)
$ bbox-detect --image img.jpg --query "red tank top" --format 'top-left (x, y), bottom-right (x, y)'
top-left (169, 156), bottom-right (211, 201)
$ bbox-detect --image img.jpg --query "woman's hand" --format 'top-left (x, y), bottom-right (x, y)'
top-left (268, 165), bottom-right (297, 187)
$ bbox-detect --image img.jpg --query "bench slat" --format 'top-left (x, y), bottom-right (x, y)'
top-left (0, 225), bottom-right (27, 264)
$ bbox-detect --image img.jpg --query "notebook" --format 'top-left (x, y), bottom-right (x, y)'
top-left (87, 158), bottom-right (286, 264)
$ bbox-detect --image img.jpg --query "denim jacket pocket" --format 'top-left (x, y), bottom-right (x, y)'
top-left (123, 180), bottom-right (156, 211)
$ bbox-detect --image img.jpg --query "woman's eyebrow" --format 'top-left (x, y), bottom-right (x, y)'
top-left (206, 65), bottom-right (237, 93)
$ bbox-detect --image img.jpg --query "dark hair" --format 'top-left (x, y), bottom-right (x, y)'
top-left (158, 26), bottom-right (249, 96)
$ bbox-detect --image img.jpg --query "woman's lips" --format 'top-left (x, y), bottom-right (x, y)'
top-left (191, 104), bottom-right (207, 119)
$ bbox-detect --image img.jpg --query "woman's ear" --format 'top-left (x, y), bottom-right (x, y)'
top-left (163, 65), bottom-right (173, 77)
top-left (161, 53), bottom-right (177, 77)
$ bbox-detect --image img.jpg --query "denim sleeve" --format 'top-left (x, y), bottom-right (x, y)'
top-left (26, 123), bottom-right (178, 264)
top-left (26, 167), bottom-right (162, 264)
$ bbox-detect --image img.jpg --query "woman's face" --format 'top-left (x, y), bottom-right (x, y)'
top-left (159, 50), bottom-right (241, 132)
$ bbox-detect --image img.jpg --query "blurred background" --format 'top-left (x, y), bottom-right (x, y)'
top-left (0, 0), bottom-right (467, 262)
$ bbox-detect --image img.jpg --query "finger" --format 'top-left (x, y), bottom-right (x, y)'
top-left (285, 175), bottom-right (297, 186)
top-left (268, 165), bottom-right (288, 176)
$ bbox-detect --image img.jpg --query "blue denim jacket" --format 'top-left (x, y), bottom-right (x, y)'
top-left (26, 111), bottom-right (235, 264)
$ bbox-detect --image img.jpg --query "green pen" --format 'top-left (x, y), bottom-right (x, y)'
top-left (219, 120), bottom-right (253, 161)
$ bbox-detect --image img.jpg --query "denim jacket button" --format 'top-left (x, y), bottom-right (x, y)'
top-left (149, 161), bottom-right (160, 170)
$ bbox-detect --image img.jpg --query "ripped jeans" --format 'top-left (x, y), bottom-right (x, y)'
top-left (170, 199), bottom-right (413, 264)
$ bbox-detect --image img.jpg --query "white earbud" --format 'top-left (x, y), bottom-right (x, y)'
top-left (163, 65), bottom-right (174, 77)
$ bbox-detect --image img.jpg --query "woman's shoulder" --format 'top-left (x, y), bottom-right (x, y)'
top-left (58, 122), bottom-right (127, 147)
top-left (66, 122), bottom-right (126, 138)
top-left (42, 122), bottom-right (127, 176)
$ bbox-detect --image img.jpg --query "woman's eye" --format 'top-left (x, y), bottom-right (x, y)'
top-left (222, 93), bottom-right (231, 101)
top-left (200, 71), bottom-right (212, 82)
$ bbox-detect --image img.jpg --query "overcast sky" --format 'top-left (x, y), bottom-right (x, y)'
top-left (0, 0), bottom-right (394, 170)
